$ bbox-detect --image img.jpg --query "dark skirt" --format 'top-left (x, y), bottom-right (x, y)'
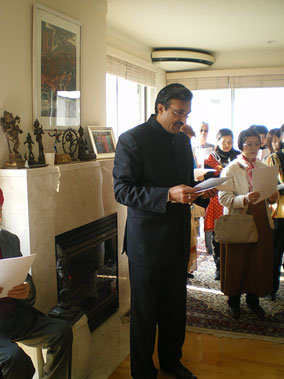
top-left (220, 200), bottom-right (273, 297)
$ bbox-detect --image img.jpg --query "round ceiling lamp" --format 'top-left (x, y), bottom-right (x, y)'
top-left (151, 49), bottom-right (215, 72)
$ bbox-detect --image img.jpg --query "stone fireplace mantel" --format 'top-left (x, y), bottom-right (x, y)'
top-left (0, 160), bottom-right (128, 314)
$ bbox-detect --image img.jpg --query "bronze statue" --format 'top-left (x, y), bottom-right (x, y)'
top-left (48, 129), bottom-right (62, 154)
top-left (33, 119), bottom-right (45, 163)
top-left (78, 126), bottom-right (88, 151)
top-left (77, 126), bottom-right (96, 161)
top-left (62, 127), bottom-right (78, 160)
top-left (24, 133), bottom-right (36, 166)
top-left (0, 111), bottom-right (24, 168)
top-left (0, 111), bottom-right (23, 155)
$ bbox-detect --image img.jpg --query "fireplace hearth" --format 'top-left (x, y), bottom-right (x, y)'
top-left (49, 213), bottom-right (119, 331)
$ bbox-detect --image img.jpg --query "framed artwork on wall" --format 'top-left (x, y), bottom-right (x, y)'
top-left (33, 3), bottom-right (81, 129)
top-left (87, 127), bottom-right (116, 159)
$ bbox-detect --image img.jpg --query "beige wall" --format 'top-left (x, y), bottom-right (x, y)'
top-left (0, 0), bottom-right (107, 165)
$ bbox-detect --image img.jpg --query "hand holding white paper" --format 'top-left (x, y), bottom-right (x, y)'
top-left (252, 165), bottom-right (279, 203)
top-left (0, 254), bottom-right (36, 298)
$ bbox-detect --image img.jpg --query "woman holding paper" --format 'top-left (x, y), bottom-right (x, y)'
top-left (218, 128), bottom-right (278, 319)
top-left (203, 128), bottom-right (240, 280)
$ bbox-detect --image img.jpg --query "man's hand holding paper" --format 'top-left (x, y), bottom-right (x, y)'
top-left (169, 183), bottom-right (217, 205)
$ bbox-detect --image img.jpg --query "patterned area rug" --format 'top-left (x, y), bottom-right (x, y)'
top-left (186, 249), bottom-right (284, 342)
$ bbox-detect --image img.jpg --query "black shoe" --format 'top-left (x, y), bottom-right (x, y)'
top-left (187, 272), bottom-right (194, 279)
top-left (162, 362), bottom-right (197, 379)
top-left (247, 303), bottom-right (265, 318)
top-left (228, 306), bottom-right (241, 319)
top-left (214, 271), bottom-right (220, 280)
top-left (268, 292), bottom-right (276, 301)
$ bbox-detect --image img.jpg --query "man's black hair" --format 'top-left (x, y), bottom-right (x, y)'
top-left (154, 83), bottom-right (193, 114)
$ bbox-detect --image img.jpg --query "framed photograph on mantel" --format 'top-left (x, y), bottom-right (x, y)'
top-left (87, 127), bottom-right (116, 159)
top-left (33, 3), bottom-right (81, 129)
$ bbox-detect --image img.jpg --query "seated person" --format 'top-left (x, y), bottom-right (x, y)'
top-left (0, 189), bottom-right (73, 379)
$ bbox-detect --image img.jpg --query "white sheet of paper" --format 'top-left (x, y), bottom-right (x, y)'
top-left (194, 147), bottom-right (213, 167)
top-left (252, 165), bottom-right (279, 203)
top-left (194, 168), bottom-right (216, 180)
top-left (0, 254), bottom-right (36, 298)
top-left (193, 177), bottom-right (229, 193)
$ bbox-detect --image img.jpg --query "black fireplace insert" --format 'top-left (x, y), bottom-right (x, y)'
top-left (49, 213), bottom-right (119, 331)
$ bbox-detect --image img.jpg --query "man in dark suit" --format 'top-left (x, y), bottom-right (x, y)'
top-left (0, 189), bottom-right (73, 379)
top-left (113, 83), bottom-right (216, 379)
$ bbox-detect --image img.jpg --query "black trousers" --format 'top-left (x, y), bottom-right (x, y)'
top-left (0, 305), bottom-right (73, 379)
top-left (272, 218), bottom-right (284, 294)
top-left (129, 261), bottom-right (187, 379)
top-left (211, 231), bottom-right (220, 273)
top-left (228, 293), bottom-right (259, 307)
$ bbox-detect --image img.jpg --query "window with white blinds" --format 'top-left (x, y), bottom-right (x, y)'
top-left (167, 76), bottom-right (229, 90)
top-left (106, 55), bottom-right (156, 87)
top-left (229, 74), bottom-right (284, 88)
top-left (167, 73), bottom-right (284, 90)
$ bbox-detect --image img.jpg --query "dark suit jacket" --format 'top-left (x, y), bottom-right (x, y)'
top-left (113, 115), bottom-right (208, 267)
top-left (0, 229), bottom-right (36, 307)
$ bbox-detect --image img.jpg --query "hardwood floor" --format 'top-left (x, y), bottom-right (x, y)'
top-left (109, 331), bottom-right (284, 378)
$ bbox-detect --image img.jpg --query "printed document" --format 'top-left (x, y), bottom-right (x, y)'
top-left (252, 165), bottom-right (279, 203)
top-left (0, 254), bottom-right (36, 298)
top-left (193, 177), bottom-right (230, 193)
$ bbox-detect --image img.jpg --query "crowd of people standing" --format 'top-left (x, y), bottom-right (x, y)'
top-left (190, 122), bottom-right (284, 320)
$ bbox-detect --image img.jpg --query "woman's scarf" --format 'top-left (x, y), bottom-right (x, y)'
top-left (238, 153), bottom-right (256, 191)
top-left (210, 146), bottom-right (240, 168)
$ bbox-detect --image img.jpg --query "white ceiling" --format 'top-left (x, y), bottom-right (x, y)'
top-left (106, 0), bottom-right (284, 70)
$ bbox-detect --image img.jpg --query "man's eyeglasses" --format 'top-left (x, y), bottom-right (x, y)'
top-left (200, 129), bottom-right (208, 133)
top-left (168, 106), bottom-right (190, 118)
top-left (243, 143), bottom-right (261, 148)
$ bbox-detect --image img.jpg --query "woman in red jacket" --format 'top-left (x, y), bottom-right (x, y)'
top-left (204, 128), bottom-right (240, 280)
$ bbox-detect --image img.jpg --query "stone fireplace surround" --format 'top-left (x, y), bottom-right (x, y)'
top-left (0, 160), bottom-right (129, 315)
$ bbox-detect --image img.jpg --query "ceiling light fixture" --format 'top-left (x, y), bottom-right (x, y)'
top-left (151, 48), bottom-right (215, 72)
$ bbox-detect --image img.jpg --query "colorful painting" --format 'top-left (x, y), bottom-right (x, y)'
top-left (41, 21), bottom-right (76, 118)
top-left (88, 127), bottom-right (116, 159)
top-left (33, 4), bottom-right (81, 129)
